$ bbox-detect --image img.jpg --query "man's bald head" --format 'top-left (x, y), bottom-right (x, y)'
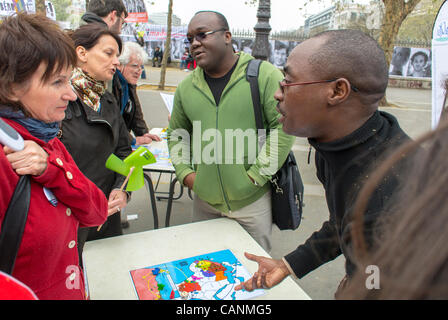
top-left (306, 29), bottom-right (388, 104)
top-left (192, 10), bottom-right (229, 30)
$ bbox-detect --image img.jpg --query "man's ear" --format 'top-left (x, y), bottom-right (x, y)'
top-left (225, 31), bottom-right (232, 45)
top-left (76, 46), bottom-right (88, 64)
top-left (328, 78), bottom-right (351, 106)
top-left (104, 10), bottom-right (117, 26)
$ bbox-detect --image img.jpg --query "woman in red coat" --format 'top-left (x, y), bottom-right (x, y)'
top-left (0, 13), bottom-right (108, 299)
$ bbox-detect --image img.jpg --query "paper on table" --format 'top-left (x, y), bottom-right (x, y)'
top-left (160, 93), bottom-right (174, 114)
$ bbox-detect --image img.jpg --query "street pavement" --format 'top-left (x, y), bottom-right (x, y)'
top-left (121, 65), bottom-right (432, 300)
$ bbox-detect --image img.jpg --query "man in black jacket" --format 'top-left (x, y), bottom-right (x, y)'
top-left (152, 46), bottom-right (163, 67)
top-left (113, 41), bottom-right (161, 145)
top-left (81, 0), bottom-right (127, 34)
top-left (235, 30), bottom-right (410, 295)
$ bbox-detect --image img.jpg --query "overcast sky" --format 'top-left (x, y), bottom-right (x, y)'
top-left (143, 0), bottom-right (341, 31)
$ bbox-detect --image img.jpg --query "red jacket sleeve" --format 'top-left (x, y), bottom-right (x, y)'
top-left (33, 138), bottom-right (108, 227)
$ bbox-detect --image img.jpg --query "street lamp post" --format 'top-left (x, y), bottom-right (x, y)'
top-left (252, 0), bottom-right (271, 61)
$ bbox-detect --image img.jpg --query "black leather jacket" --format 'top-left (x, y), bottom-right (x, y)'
top-left (59, 92), bottom-right (132, 197)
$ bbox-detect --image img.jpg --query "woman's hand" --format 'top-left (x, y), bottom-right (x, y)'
top-left (107, 189), bottom-right (128, 217)
top-left (3, 140), bottom-right (48, 176)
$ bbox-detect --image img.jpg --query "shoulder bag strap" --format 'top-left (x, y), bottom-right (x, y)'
top-left (0, 175), bottom-right (31, 274)
top-left (246, 59), bottom-right (265, 148)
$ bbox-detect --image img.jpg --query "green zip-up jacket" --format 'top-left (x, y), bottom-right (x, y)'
top-left (167, 52), bottom-right (295, 213)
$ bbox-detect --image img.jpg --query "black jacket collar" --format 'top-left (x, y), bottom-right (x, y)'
top-left (81, 12), bottom-right (108, 27)
top-left (308, 111), bottom-right (397, 153)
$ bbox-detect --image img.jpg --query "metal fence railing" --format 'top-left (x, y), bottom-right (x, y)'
top-left (230, 28), bottom-right (431, 48)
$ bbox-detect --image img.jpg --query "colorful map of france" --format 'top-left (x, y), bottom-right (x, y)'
top-left (129, 249), bottom-right (264, 300)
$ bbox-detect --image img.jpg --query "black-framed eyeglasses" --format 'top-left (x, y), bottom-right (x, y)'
top-left (118, 15), bottom-right (127, 29)
top-left (187, 28), bottom-right (227, 44)
top-left (278, 78), bottom-right (359, 94)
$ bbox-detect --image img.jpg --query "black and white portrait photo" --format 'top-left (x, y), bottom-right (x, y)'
top-left (406, 48), bottom-right (432, 78)
top-left (389, 46), bottom-right (411, 76)
top-left (270, 40), bottom-right (288, 68)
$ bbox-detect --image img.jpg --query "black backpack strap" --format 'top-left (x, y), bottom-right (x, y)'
top-left (246, 59), bottom-right (263, 130)
top-left (0, 175), bottom-right (31, 274)
top-left (246, 59), bottom-right (265, 147)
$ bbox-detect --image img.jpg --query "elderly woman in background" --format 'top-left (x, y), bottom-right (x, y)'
top-left (59, 23), bottom-right (132, 262)
top-left (0, 13), bottom-right (108, 299)
top-left (113, 41), bottom-right (161, 145)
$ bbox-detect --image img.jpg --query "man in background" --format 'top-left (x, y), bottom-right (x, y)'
top-left (113, 42), bottom-right (161, 145)
top-left (152, 46), bottom-right (163, 67)
top-left (81, 0), bottom-right (128, 34)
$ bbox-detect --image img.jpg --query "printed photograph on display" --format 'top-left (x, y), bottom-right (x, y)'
top-left (389, 46), bottom-right (432, 78)
top-left (123, 0), bottom-right (147, 23)
top-left (270, 40), bottom-right (289, 68)
top-left (405, 48), bottom-right (432, 78)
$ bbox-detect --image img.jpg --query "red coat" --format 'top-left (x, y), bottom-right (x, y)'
top-left (0, 118), bottom-right (108, 300)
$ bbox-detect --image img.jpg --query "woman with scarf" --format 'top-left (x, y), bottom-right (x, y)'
top-left (59, 23), bottom-right (132, 262)
top-left (0, 13), bottom-right (108, 299)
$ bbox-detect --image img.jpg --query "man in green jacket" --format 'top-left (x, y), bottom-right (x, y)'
top-left (167, 11), bottom-right (294, 252)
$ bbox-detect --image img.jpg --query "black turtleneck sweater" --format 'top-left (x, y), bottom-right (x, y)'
top-left (284, 111), bottom-right (411, 278)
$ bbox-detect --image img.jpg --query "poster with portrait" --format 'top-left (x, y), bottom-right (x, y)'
top-left (389, 46), bottom-right (432, 79)
top-left (123, 0), bottom-right (148, 23)
top-left (405, 48), bottom-right (432, 78)
top-left (389, 46), bottom-right (411, 76)
top-left (432, 0), bottom-right (448, 128)
top-left (269, 40), bottom-right (289, 68)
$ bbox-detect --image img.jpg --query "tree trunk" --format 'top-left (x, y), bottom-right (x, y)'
top-left (35, 0), bottom-right (46, 15)
top-left (378, 0), bottom-right (421, 106)
top-left (158, 0), bottom-right (173, 91)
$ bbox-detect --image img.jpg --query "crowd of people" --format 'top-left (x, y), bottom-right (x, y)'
top-left (0, 0), bottom-right (447, 301)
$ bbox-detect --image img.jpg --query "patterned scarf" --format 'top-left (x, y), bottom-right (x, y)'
top-left (70, 67), bottom-right (106, 112)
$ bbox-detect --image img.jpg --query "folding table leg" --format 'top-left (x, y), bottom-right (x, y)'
top-left (143, 173), bottom-right (159, 229)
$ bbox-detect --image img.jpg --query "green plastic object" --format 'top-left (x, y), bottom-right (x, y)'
top-left (105, 146), bottom-right (156, 191)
